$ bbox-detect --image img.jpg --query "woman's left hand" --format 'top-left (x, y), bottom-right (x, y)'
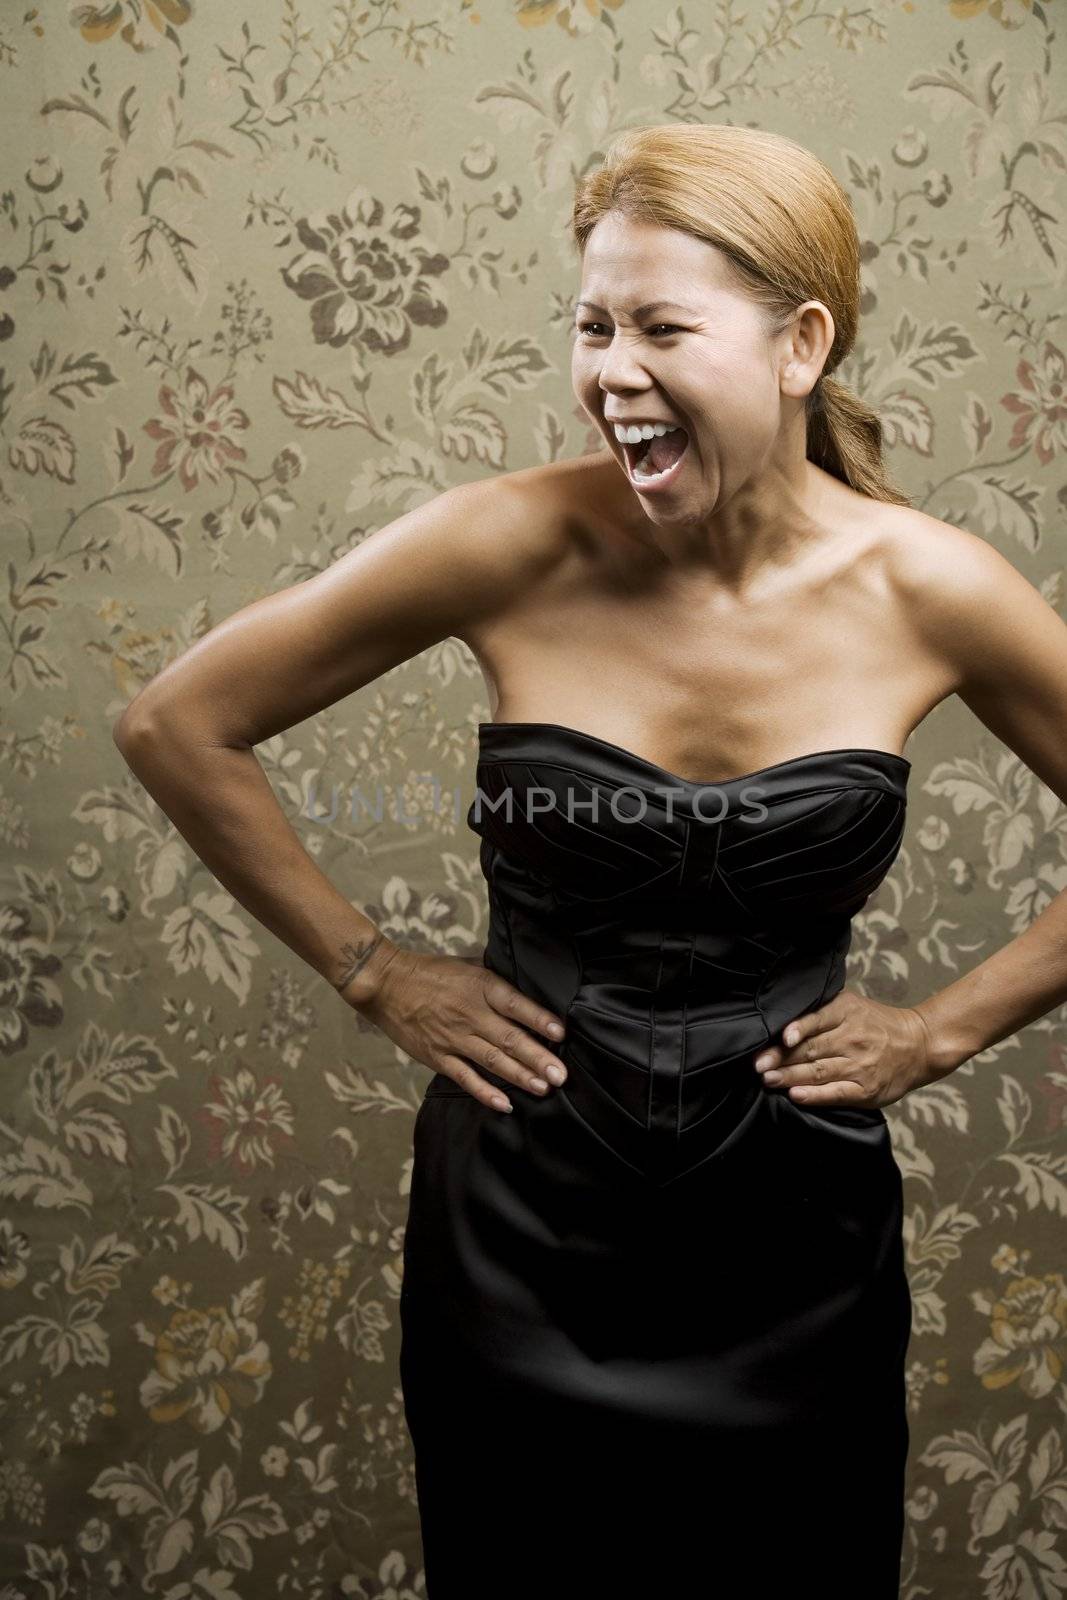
top-left (753, 989), bottom-right (940, 1108)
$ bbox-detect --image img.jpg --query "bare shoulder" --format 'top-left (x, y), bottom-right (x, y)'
top-left (881, 503), bottom-right (1023, 592)
top-left (880, 502), bottom-right (1060, 692)
top-left (462, 458), bottom-right (576, 564)
top-left (453, 456), bottom-right (616, 640)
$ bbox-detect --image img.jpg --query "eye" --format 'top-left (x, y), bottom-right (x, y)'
top-left (574, 322), bottom-right (682, 339)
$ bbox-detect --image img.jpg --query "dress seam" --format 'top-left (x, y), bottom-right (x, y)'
top-left (489, 842), bottom-right (519, 987)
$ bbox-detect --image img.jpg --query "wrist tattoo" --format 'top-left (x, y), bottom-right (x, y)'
top-left (335, 933), bottom-right (386, 992)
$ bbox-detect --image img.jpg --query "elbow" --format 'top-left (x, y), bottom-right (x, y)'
top-left (112, 699), bottom-right (158, 753)
top-left (112, 719), bottom-right (141, 763)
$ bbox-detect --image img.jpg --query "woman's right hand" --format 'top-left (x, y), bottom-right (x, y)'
top-left (352, 947), bottom-right (568, 1112)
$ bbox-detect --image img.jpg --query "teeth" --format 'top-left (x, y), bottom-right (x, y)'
top-left (612, 421), bottom-right (683, 445)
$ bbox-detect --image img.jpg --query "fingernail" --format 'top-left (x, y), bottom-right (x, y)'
top-left (754, 1053), bottom-right (774, 1072)
top-left (784, 1028), bottom-right (799, 1046)
top-left (548, 1022), bottom-right (564, 1038)
top-left (545, 1063), bottom-right (566, 1085)
top-left (763, 1071), bottom-right (782, 1086)
top-left (491, 1095), bottom-right (512, 1112)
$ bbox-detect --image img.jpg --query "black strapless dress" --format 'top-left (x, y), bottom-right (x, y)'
top-left (400, 722), bottom-right (914, 1598)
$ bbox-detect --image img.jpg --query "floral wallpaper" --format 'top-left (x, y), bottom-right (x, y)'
top-left (0, 1), bottom-right (1064, 1596)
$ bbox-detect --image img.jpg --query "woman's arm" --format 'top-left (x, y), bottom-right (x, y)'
top-left (113, 477), bottom-right (542, 1009)
top-left (904, 528), bottom-right (1067, 1070)
top-left (753, 519), bottom-right (1067, 1105)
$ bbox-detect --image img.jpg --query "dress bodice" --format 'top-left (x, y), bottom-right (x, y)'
top-left (460, 720), bottom-right (910, 1185)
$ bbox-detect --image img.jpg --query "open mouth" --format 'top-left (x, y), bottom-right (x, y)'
top-left (619, 427), bottom-right (690, 491)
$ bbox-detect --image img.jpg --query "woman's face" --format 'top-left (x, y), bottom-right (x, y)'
top-left (571, 212), bottom-right (822, 523)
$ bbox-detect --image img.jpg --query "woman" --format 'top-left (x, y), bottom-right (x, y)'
top-left (114, 125), bottom-right (1067, 1597)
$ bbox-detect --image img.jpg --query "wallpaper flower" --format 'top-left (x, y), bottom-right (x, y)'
top-left (0, 1), bottom-right (1063, 1595)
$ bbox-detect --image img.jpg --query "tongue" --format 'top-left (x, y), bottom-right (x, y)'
top-left (645, 429), bottom-right (687, 472)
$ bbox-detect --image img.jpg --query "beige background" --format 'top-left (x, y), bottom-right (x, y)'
top-left (1, 1), bottom-right (1065, 1595)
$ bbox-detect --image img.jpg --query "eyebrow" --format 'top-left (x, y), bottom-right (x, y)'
top-left (573, 299), bottom-right (696, 319)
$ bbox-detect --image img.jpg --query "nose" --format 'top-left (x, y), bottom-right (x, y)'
top-left (595, 332), bottom-right (657, 403)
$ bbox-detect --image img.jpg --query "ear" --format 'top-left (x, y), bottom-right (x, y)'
top-left (781, 300), bottom-right (835, 401)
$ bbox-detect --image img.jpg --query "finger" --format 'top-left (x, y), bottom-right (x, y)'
top-left (484, 974), bottom-right (566, 1041)
top-left (787, 1079), bottom-right (870, 1107)
top-left (762, 1053), bottom-right (852, 1089)
top-left (780, 998), bottom-right (846, 1050)
top-left (468, 1022), bottom-right (567, 1096)
top-left (756, 1010), bottom-right (845, 1072)
top-left (778, 1023), bottom-right (848, 1074)
top-left (437, 1055), bottom-right (514, 1113)
top-left (781, 1011), bottom-right (827, 1049)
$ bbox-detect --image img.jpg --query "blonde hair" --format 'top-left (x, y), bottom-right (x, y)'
top-left (571, 124), bottom-right (911, 507)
